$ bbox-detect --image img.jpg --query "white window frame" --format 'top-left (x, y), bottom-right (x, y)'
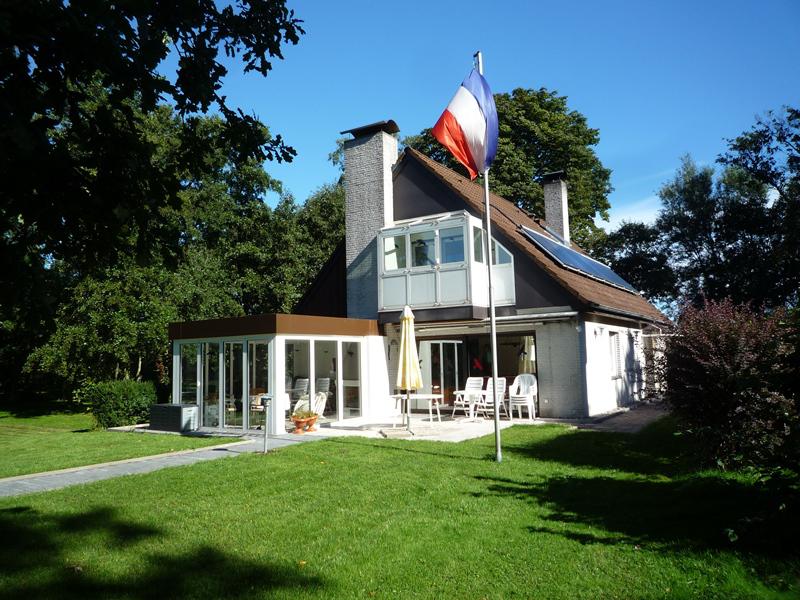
top-left (609, 331), bottom-right (622, 379)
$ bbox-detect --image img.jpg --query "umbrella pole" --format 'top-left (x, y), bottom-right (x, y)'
top-left (406, 390), bottom-right (412, 434)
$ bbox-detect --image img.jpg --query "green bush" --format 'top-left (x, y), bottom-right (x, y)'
top-left (82, 380), bottom-right (156, 429)
top-left (664, 299), bottom-right (798, 470)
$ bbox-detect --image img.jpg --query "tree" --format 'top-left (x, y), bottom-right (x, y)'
top-left (1, 2), bottom-right (303, 400)
top-left (295, 183), bottom-right (345, 290)
top-left (594, 221), bottom-right (676, 305)
top-left (404, 88), bottom-right (612, 249)
top-left (599, 108), bottom-right (799, 311)
top-left (599, 156), bottom-right (783, 311)
top-left (1, 1), bottom-right (303, 271)
top-left (720, 107), bottom-right (800, 307)
top-left (13, 104), bottom-right (284, 397)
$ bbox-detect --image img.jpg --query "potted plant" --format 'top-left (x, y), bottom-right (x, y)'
top-left (290, 410), bottom-right (318, 434)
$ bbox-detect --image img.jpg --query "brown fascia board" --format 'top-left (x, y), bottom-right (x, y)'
top-left (169, 313), bottom-right (379, 340)
top-left (401, 148), bottom-right (669, 325)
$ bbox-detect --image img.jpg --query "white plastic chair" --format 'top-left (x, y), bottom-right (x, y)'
top-left (508, 374), bottom-right (538, 421)
top-left (476, 377), bottom-right (508, 418)
top-left (314, 378), bottom-right (330, 394)
top-left (290, 378), bottom-right (310, 414)
top-left (452, 377), bottom-right (484, 419)
top-left (311, 391), bottom-right (328, 417)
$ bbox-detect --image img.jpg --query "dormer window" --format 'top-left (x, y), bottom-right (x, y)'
top-left (473, 226), bottom-right (512, 265)
top-left (378, 211), bottom-right (515, 311)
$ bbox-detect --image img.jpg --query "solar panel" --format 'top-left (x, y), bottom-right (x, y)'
top-left (519, 226), bottom-right (639, 293)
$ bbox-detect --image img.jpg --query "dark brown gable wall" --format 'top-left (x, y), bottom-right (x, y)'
top-left (393, 155), bottom-right (577, 311)
top-left (393, 157), bottom-right (466, 219)
top-left (506, 231), bottom-right (577, 309)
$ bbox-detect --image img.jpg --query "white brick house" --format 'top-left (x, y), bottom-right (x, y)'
top-left (168, 120), bottom-right (667, 433)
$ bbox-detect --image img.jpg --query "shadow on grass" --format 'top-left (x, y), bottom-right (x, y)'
top-left (0, 506), bottom-right (324, 599)
top-left (503, 417), bottom-right (701, 476)
top-left (474, 472), bottom-right (799, 558)
top-left (0, 400), bottom-right (85, 419)
top-left (324, 436), bottom-right (487, 462)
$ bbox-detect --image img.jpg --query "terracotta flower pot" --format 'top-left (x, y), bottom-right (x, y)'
top-left (305, 415), bottom-right (318, 432)
top-left (291, 417), bottom-right (309, 434)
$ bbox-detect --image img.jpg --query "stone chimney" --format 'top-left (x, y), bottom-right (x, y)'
top-left (341, 120), bottom-right (399, 319)
top-left (542, 171), bottom-right (570, 245)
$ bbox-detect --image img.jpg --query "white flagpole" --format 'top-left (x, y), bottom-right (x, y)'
top-left (474, 50), bottom-right (503, 463)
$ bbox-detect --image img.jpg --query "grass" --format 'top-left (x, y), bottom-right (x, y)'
top-left (0, 408), bottom-right (229, 478)
top-left (0, 417), bottom-right (797, 598)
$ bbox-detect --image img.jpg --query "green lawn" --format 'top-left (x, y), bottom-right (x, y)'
top-left (0, 409), bottom-right (228, 478)
top-left (0, 418), bottom-right (796, 599)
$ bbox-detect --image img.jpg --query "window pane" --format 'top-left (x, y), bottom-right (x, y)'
top-left (285, 340), bottom-right (310, 423)
top-left (180, 344), bottom-right (198, 404)
top-left (440, 227), bottom-right (465, 264)
top-left (410, 231), bottom-right (435, 267)
top-left (223, 342), bottom-right (243, 427)
top-left (342, 342), bottom-right (361, 418)
top-left (492, 240), bottom-right (512, 265)
top-left (248, 341), bottom-right (269, 430)
top-left (383, 235), bottom-right (406, 270)
top-left (202, 342), bottom-right (219, 427)
top-left (314, 340), bottom-right (337, 420)
top-left (473, 227), bottom-right (484, 263)
top-left (609, 332), bottom-right (621, 378)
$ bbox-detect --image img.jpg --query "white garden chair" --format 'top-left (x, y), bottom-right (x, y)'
top-left (476, 377), bottom-right (508, 419)
top-left (290, 378), bottom-right (310, 414)
top-left (508, 374), bottom-right (538, 421)
top-left (452, 376), bottom-right (484, 419)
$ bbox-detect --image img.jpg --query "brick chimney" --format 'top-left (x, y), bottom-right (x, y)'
top-left (542, 171), bottom-right (570, 245)
top-left (341, 120), bottom-right (399, 319)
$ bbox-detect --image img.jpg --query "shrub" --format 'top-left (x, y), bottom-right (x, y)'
top-left (664, 299), bottom-right (798, 470)
top-left (82, 380), bottom-right (156, 429)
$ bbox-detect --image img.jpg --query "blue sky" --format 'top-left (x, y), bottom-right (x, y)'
top-left (209, 0), bottom-right (799, 230)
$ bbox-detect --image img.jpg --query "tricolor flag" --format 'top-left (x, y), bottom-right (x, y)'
top-left (432, 69), bottom-right (499, 180)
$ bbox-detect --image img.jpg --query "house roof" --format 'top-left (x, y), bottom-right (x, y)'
top-left (402, 148), bottom-right (668, 324)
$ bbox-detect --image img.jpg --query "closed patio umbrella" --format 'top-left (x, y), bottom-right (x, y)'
top-left (396, 305), bottom-right (423, 433)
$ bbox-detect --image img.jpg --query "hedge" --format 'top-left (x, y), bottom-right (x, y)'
top-left (80, 380), bottom-right (156, 429)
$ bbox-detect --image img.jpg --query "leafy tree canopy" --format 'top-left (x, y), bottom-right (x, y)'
top-left (20, 109), bottom-right (345, 395)
top-left (404, 88), bottom-right (612, 249)
top-left (0, 0), bottom-right (303, 271)
top-left (598, 107), bottom-right (799, 311)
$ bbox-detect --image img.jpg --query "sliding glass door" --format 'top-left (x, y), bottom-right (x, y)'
top-left (420, 340), bottom-right (462, 405)
top-left (202, 342), bottom-right (220, 427)
top-left (248, 341), bottom-right (269, 430)
top-left (224, 341), bottom-right (244, 428)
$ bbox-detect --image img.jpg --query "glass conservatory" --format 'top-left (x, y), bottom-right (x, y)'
top-left (169, 314), bottom-right (380, 434)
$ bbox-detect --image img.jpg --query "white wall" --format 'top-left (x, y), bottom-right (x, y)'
top-left (362, 335), bottom-right (395, 420)
top-left (583, 319), bottom-right (645, 416)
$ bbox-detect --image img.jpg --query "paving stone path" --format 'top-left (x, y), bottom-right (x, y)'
top-left (0, 435), bottom-right (308, 499)
top-left (577, 402), bottom-right (669, 434)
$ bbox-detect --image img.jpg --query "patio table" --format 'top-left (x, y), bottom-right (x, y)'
top-left (390, 393), bottom-right (444, 425)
